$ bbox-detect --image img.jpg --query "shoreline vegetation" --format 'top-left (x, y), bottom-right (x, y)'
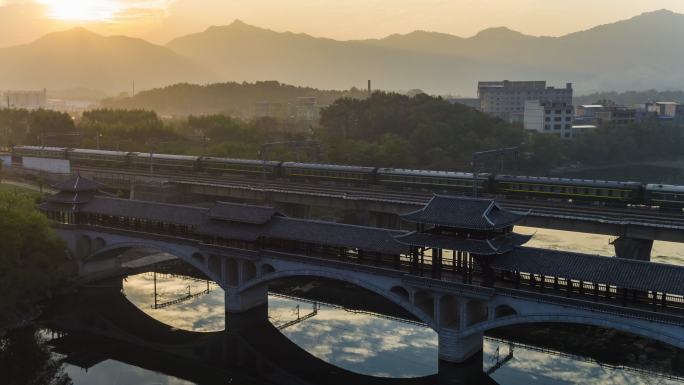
top-left (0, 185), bottom-right (74, 333)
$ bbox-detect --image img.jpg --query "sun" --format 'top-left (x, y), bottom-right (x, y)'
top-left (38, 0), bottom-right (122, 22)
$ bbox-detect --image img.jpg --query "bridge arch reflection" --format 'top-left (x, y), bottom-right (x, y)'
top-left (47, 279), bottom-right (496, 384)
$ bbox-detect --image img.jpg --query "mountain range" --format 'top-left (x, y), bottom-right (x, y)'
top-left (1, 9), bottom-right (683, 96)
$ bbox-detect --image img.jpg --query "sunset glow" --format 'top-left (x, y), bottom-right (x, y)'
top-left (38, 0), bottom-right (121, 21)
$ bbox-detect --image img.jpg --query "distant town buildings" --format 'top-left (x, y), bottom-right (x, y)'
top-left (1, 89), bottom-right (47, 110)
top-left (254, 96), bottom-right (320, 123)
top-left (478, 80), bottom-right (573, 123)
top-left (523, 100), bottom-right (575, 139)
top-left (575, 104), bottom-right (637, 126)
top-left (295, 97), bottom-right (319, 122)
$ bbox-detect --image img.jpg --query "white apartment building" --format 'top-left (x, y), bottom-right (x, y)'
top-left (523, 100), bottom-right (575, 139)
top-left (478, 80), bottom-right (573, 123)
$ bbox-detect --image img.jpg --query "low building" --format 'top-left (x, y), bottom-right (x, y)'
top-left (576, 104), bottom-right (636, 126)
top-left (2, 89), bottom-right (47, 110)
top-left (523, 100), bottom-right (575, 139)
top-left (448, 98), bottom-right (480, 109)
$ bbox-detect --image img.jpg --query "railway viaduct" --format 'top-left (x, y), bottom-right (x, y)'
top-left (8, 164), bottom-right (684, 260)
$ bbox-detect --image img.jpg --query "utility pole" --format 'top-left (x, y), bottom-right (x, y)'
top-left (471, 146), bottom-right (519, 197)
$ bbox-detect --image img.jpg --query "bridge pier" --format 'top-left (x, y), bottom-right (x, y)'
top-left (225, 285), bottom-right (268, 314)
top-left (612, 236), bottom-right (653, 261)
top-left (438, 329), bottom-right (484, 364)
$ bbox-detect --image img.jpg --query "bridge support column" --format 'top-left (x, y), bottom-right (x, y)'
top-left (438, 329), bottom-right (483, 364)
top-left (613, 237), bottom-right (653, 261)
top-left (225, 285), bottom-right (268, 314)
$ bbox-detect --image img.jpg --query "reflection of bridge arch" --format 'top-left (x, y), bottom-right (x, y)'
top-left (48, 281), bottom-right (464, 385)
top-left (240, 269), bottom-right (436, 329)
top-left (463, 314), bottom-right (684, 349)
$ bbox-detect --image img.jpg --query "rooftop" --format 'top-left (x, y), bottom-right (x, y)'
top-left (400, 195), bottom-right (527, 230)
top-left (52, 174), bottom-right (104, 193)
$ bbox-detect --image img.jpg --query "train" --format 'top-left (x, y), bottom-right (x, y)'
top-left (10, 145), bottom-right (684, 210)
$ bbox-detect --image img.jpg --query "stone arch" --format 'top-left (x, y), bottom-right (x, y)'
top-left (239, 269), bottom-right (437, 329)
top-left (465, 300), bottom-right (488, 327)
top-left (192, 252), bottom-right (205, 267)
top-left (413, 290), bottom-right (434, 321)
top-left (242, 262), bottom-right (257, 283)
top-left (226, 259), bottom-right (239, 287)
top-left (88, 241), bottom-right (220, 285)
top-left (460, 314), bottom-right (684, 350)
top-left (390, 286), bottom-right (410, 303)
top-left (76, 235), bottom-right (92, 258)
top-left (260, 263), bottom-right (275, 276)
top-left (494, 304), bottom-right (517, 319)
top-left (439, 295), bottom-right (460, 329)
top-left (208, 255), bottom-right (221, 278)
top-left (94, 237), bottom-right (106, 252)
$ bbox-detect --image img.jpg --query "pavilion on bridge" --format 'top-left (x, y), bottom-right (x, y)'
top-left (395, 195), bottom-right (532, 284)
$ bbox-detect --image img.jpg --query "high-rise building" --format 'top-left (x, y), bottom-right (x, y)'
top-left (478, 81), bottom-right (573, 122)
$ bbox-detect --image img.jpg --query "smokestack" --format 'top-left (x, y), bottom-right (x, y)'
top-left (368, 80), bottom-right (371, 96)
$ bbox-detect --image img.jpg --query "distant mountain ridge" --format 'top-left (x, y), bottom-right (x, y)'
top-left (0, 27), bottom-right (212, 92)
top-left (1, 10), bottom-right (684, 95)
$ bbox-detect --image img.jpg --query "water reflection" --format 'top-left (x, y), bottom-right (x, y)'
top-left (483, 339), bottom-right (682, 385)
top-left (115, 271), bottom-right (684, 384)
top-left (269, 295), bottom-right (438, 378)
top-left (64, 359), bottom-right (195, 385)
top-left (122, 272), bottom-right (439, 378)
top-left (123, 272), bottom-right (224, 332)
top-left (518, 226), bottom-right (684, 265)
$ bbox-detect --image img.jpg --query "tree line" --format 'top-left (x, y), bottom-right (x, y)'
top-left (3, 92), bottom-right (684, 176)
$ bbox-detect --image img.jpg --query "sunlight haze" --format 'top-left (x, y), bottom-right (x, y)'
top-left (1, 0), bottom-right (684, 47)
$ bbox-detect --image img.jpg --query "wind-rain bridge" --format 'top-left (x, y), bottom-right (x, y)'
top-left (41, 175), bottom-right (684, 364)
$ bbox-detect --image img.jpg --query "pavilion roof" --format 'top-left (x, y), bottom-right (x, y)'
top-left (207, 202), bottom-right (282, 224)
top-left (492, 247), bottom-right (684, 296)
top-left (400, 195), bottom-right (527, 230)
top-left (394, 232), bottom-right (531, 255)
top-left (53, 174), bottom-right (104, 192)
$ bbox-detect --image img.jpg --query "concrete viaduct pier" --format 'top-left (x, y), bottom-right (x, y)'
top-left (39, 176), bottom-right (684, 364)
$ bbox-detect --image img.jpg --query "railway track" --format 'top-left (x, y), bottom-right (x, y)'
top-left (71, 165), bottom-right (684, 226)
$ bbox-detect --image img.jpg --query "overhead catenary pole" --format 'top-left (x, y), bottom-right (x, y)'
top-left (471, 146), bottom-right (520, 197)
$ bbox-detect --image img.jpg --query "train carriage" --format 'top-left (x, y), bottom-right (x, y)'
top-left (200, 157), bottom-right (281, 178)
top-left (645, 184), bottom-right (684, 210)
top-left (282, 162), bottom-right (376, 184)
top-left (494, 175), bottom-right (643, 205)
top-left (131, 153), bottom-right (200, 172)
top-left (12, 145), bottom-right (69, 160)
top-left (68, 149), bottom-right (129, 168)
top-left (376, 168), bottom-right (490, 193)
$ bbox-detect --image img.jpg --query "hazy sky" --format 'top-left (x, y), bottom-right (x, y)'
top-left (1, 0), bottom-right (683, 47)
